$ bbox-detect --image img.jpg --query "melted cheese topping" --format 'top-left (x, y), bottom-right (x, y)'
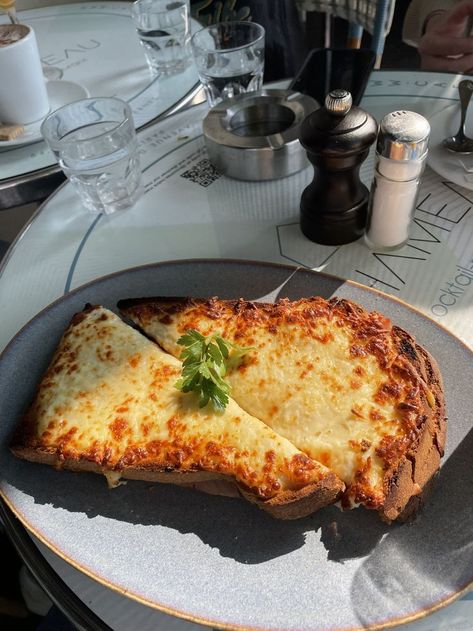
top-left (19, 306), bottom-right (332, 500)
top-left (123, 297), bottom-right (427, 509)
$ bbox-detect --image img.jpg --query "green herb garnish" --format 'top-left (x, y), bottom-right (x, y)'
top-left (174, 329), bottom-right (253, 411)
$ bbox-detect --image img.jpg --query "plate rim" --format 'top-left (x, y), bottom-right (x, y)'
top-left (2, 257), bottom-right (472, 355)
top-left (1, 257), bottom-right (472, 631)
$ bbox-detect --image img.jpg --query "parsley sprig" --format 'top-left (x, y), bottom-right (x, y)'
top-left (174, 329), bottom-right (253, 411)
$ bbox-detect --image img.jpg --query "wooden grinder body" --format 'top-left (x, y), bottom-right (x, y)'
top-left (300, 91), bottom-right (377, 245)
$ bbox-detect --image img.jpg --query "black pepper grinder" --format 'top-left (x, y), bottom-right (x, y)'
top-left (300, 89), bottom-right (378, 245)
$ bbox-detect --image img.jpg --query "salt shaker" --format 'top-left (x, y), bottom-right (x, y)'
top-left (365, 110), bottom-right (430, 251)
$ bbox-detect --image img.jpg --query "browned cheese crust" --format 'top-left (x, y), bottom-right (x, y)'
top-left (10, 305), bottom-right (344, 520)
top-left (119, 296), bottom-right (447, 522)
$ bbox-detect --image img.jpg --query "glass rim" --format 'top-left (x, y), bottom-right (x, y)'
top-left (40, 97), bottom-right (133, 149)
top-left (190, 21), bottom-right (265, 54)
top-left (131, 0), bottom-right (188, 15)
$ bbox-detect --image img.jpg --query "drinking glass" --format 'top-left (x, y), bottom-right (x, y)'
top-left (41, 97), bottom-right (142, 215)
top-left (131, 0), bottom-right (191, 76)
top-left (191, 21), bottom-right (265, 108)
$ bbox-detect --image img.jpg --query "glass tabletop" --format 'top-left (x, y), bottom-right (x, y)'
top-left (0, 70), bottom-right (472, 631)
top-left (0, 1), bottom-right (201, 183)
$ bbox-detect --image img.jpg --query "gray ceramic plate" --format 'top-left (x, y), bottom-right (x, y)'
top-left (0, 260), bottom-right (472, 631)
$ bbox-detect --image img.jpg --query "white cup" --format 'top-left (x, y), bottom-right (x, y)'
top-left (0, 23), bottom-right (50, 125)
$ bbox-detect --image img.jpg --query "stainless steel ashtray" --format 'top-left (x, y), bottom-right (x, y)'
top-left (203, 89), bottom-right (318, 181)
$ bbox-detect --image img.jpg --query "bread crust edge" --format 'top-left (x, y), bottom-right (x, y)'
top-left (10, 446), bottom-right (344, 520)
top-left (380, 330), bottom-right (446, 522)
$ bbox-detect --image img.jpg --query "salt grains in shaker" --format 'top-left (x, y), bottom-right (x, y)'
top-left (365, 111), bottom-right (430, 251)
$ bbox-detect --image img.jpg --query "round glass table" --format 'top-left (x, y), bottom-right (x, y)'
top-left (0, 70), bottom-right (472, 631)
top-left (0, 1), bottom-right (202, 209)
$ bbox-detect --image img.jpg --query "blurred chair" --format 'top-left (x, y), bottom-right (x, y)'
top-left (296, 0), bottom-right (397, 68)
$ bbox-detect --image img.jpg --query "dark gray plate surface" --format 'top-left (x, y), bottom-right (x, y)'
top-left (0, 260), bottom-right (472, 631)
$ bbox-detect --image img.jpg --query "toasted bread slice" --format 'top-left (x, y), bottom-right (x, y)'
top-left (119, 296), bottom-right (446, 522)
top-left (10, 305), bottom-right (343, 519)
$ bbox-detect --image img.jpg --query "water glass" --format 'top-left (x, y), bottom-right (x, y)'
top-left (131, 0), bottom-right (191, 76)
top-left (191, 21), bottom-right (265, 108)
top-left (41, 97), bottom-right (142, 215)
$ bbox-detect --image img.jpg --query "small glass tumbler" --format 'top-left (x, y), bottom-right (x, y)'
top-left (131, 0), bottom-right (191, 76)
top-left (191, 21), bottom-right (265, 107)
top-left (41, 97), bottom-right (142, 215)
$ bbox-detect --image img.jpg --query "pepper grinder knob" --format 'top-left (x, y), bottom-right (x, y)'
top-left (324, 89), bottom-right (352, 116)
top-left (299, 89), bottom-right (378, 245)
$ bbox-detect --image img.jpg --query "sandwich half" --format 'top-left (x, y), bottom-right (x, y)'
top-left (10, 305), bottom-right (344, 519)
top-left (119, 296), bottom-right (446, 521)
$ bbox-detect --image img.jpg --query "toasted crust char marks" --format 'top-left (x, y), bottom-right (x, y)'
top-left (11, 305), bottom-right (344, 520)
top-left (240, 471), bottom-right (343, 520)
top-left (120, 296), bottom-right (396, 371)
top-left (381, 329), bottom-right (446, 521)
top-left (10, 447), bottom-right (343, 520)
top-left (119, 296), bottom-right (447, 522)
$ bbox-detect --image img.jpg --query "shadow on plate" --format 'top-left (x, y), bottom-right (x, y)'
top-left (0, 261), bottom-right (367, 571)
top-left (0, 259), bottom-right (452, 569)
top-left (1, 450), bottom-right (391, 565)
top-left (351, 426), bottom-right (473, 628)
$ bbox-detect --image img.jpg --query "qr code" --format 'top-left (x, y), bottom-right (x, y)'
top-left (180, 159), bottom-right (221, 187)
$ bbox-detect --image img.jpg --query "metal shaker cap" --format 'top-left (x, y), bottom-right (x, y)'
top-left (325, 89), bottom-right (353, 116)
top-left (377, 110), bottom-right (430, 160)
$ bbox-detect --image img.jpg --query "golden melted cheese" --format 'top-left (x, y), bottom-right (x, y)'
top-left (18, 306), bottom-right (333, 500)
top-left (121, 297), bottom-right (430, 509)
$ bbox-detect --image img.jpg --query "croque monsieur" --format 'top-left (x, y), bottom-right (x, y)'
top-left (118, 296), bottom-right (446, 522)
top-left (10, 305), bottom-right (344, 520)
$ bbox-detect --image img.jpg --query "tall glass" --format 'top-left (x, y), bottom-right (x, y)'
top-left (41, 97), bottom-right (142, 215)
top-left (131, 0), bottom-right (191, 76)
top-left (191, 21), bottom-right (265, 107)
